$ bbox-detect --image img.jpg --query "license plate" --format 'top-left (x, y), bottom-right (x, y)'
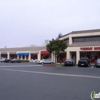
top-left (81, 64), bottom-right (84, 65)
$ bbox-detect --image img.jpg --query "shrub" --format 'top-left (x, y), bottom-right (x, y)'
top-left (21, 60), bottom-right (29, 62)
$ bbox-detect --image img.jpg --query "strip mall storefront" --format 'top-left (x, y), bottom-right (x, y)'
top-left (66, 46), bottom-right (100, 64)
top-left (0, 50), bottom-right (51, 61)
top-left (80, 47), bottom-right (100, 64)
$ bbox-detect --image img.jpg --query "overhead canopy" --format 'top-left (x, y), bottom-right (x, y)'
top-left (41, 50), bottom-right (50, 55)
top-left (16, 53), bottom-right (29, 56)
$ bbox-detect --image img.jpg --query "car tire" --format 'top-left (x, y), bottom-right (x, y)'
top-left (42, 62), bottom-right (44, 64)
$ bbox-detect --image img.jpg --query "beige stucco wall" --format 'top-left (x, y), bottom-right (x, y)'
top-left (59, 32), bottom-right (100, 45)
top-left (65, 46), bottom-right (100, 64)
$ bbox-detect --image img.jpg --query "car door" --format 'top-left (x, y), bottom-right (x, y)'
top-left (43, 59), bottom-right (47, 63)
top-left (47, 59), bottom-right (52, 64)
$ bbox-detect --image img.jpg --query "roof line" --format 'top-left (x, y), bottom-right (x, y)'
top-left (60, 29), bottom-right (100, 38)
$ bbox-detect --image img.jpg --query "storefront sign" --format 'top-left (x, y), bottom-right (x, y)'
top-left (94, 47), bottom-right (100, 50)
top-left (80, 47), bottom-right (100, 50)
top-left (80, 47), bottom-right (93, 50)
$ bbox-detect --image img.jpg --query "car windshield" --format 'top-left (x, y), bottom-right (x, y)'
top-left (66, 59), bottom-right (72, 61)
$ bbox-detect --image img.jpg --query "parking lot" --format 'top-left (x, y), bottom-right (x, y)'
top-left (0, 62), bottom-right (100, 100)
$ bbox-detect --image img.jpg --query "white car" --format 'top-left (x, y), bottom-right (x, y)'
top-left (0, 58), bottom-right (6, 62)
top-left (38, 59), bottom-right (54, 64)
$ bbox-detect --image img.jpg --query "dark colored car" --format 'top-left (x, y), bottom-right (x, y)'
top-left (95, 59), bottom-right (100, 67)
top-left (4, 58), bottom-right (12, 63)
top-left (64, 59), bottom-right (75, 66)
top-left (10, 59), bottom-right (21, 63)
top-left (78, 57), bottom-right (90, 67)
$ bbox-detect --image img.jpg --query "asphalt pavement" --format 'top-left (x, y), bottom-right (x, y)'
top-left (0, 62), bottom-right (100, 100)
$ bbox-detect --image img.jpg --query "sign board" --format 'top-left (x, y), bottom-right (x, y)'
top-left (80, 47), bottom-right (100, 50)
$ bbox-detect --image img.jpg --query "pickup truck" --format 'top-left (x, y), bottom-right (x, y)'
top-left (78, 57), bottom-right (90, 67)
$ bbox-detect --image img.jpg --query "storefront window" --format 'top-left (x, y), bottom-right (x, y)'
top-left (73, 38), bottom-right (84, 42)
top-left (85, 37), bottom-right (99, 41)
top-left (64, 38), bottom-right (69, 44)
top-left (73, 36), bottom-right (100, 43)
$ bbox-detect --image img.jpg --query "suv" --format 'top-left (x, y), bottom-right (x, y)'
top-left (78, 57), bottom-right (90, 67)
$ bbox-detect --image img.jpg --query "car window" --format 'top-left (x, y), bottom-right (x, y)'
top-left (97, 59), bottom-right (100, 62)
top-left (66, 59), bottom-right (72, 61)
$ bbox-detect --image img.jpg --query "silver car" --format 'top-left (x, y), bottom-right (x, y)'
top-left (95, 59), bottom-right (100, 67)
top-left (0, 58), bottom-right (6, 62)
top-left (38, 59), bottom-right (54, 64)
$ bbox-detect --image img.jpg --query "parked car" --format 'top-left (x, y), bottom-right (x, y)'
top-left (0, 58), bottom-right (6, 62)
top-left (4, 58), bottom-right (12, 63)
top-left (64, 59), bottom-right (75, 66)
top-left (10, 59), bottom-right (21, 63)
top-left (38, 59), bottom-right (54, 64)
top-left (95, 59), bottom-right (100, 67)
top-left (78, 57), bottom-right (90, 67)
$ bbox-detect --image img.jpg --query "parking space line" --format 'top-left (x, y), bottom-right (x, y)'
top-left (0, 65), bottom-right (42, 67)
top-left (0, 68), bottom-right (100, 79)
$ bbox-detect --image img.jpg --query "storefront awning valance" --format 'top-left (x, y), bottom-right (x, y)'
top-left (16, 53), bottom-right (29, 56)
top-left (41, 50), bottom-right (50, 55)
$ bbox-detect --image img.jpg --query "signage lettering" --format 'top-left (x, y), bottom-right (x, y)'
top-left (94, 47), bottom-right (100, 50)
top-left (80, 47), bottom-right (93, 50)
top-left (80, 47), bottom-right (100, 50)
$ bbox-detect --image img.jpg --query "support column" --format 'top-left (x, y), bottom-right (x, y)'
top-left (51, 53), bottom-right (54, 62)
top-left (52, 52), bottom-right (56, 63)
top-left (69, 36), bottom-right (72, 45)
top-left (76, 51), bottom-right (80, 64)
top-left (7, 52), bottom-right (10, 59)
top-left (67, 51), bottom-right (71, 59)
top-left (28, 53), bottom-right (31, 61)
top-left (0, 52), bottom-right (1, 59)
top-left (38, 51), bottom-right (41, 61)
top-left (17, 55), bottom-right (19, 59)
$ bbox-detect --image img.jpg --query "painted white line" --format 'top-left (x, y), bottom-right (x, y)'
top-left (91, 66), bottom-right (94, 68)
top-left (0, 68), bottom-right (100, 79)
top-left (0, 65), bottom-right (42, 67)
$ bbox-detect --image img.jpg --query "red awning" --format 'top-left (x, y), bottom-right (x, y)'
top-left (41, 50), bottom-right (50, 55)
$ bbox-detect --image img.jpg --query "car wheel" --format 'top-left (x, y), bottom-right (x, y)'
top-left (42, 62), bottom-right (44, 64)
top-left (50, 62), bottom-right (53, 64)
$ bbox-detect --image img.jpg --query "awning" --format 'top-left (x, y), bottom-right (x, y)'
top-left (41, 50), bottom-right (50, 55)
top-left (16, 53), bottom-right (29, 56)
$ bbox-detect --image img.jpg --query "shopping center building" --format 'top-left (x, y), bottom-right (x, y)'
top-left (59, 29), bottom-right (100, 64)
top-left (0, 46), bottom-right (50, 62)
top-left (0, 29), bottom-right (100, 64)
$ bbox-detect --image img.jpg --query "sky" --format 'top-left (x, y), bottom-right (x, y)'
top-left (0, 0), bottom-right (100, 48)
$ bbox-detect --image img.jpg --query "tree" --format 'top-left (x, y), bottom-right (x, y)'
top-left (57, 33), bottom-right (63, 39)
top-left (46, 39), bottom-right (68, 63)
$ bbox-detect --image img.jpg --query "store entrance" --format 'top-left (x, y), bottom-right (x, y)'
top-left (70, 52), bottom-right (76, 63)
top-left (80, 52), bottom-right (100, 64)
